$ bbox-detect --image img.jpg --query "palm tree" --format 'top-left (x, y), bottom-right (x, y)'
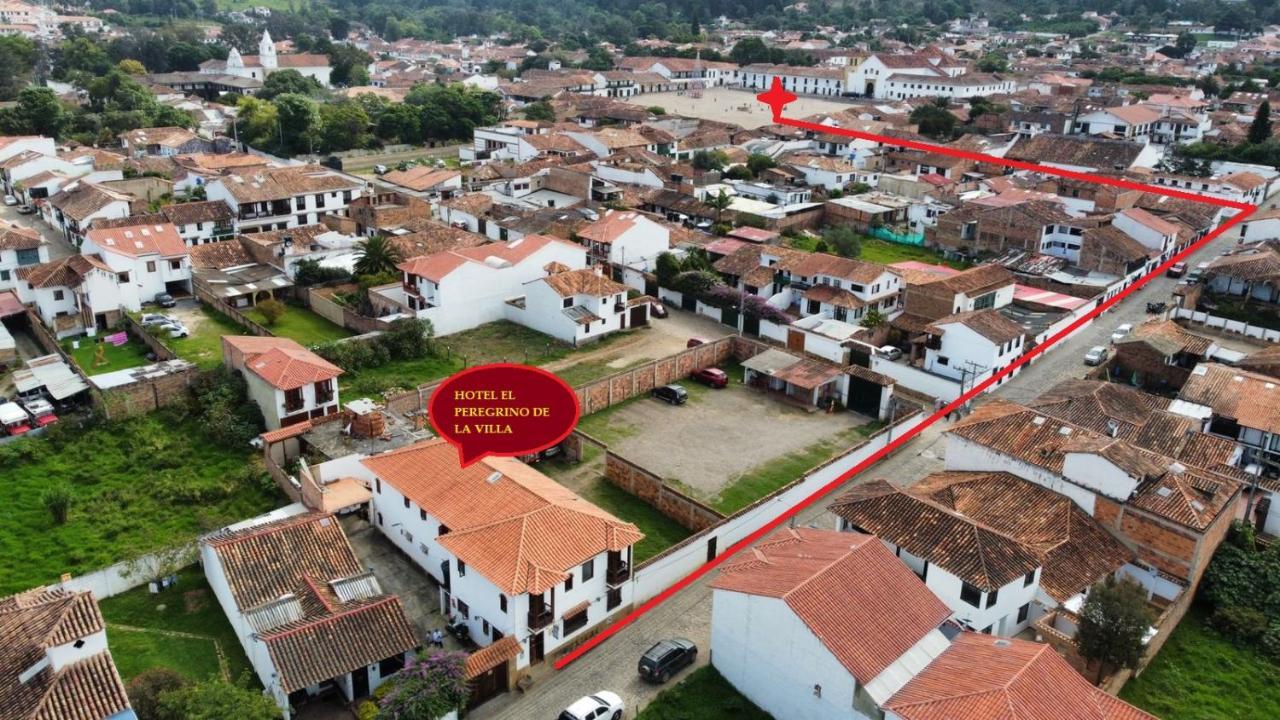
top-left (354, 235), bottom-right (404, 277)
top-left (705, 189), bottom-right (732, 223)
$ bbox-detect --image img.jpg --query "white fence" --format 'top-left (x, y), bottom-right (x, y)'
top-left (868, 358), bottom-right (967, 403)
top-left (630, 411), bottom-right (929, 603)
top-left (1172, 307), bottom-right (1280, 343)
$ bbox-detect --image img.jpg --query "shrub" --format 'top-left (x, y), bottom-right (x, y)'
top-left (1211, 604), bottom-right (1269, 641)
top-left (255, 298), bottom-right (286, 326)
top-left (189, 367), bottom-right (265, 448)
top-left (128, 668), bottom-right (189, 720)
top-left (41, 483), bottom-right (72, 524)
top-left (293, 258), bottom-right (352, 286)
top-left (314, 318), bottom-right (433, 372)
top-left (646, 105), bottom-right (665, 115)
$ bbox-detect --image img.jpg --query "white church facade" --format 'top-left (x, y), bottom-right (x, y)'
top-left (199, 31), bottom-right (333, 86)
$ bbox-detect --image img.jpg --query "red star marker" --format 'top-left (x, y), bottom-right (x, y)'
top-left (757, 76), bottom-right (797, 122)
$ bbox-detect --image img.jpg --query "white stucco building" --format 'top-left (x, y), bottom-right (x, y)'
top-left (221, 336), bottom-right (343, 430)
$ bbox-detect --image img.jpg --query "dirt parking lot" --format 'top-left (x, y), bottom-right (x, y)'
top-left (598, 382), bottom-right (870, 500)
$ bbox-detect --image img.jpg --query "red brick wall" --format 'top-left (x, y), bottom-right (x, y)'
top-left (604, 452), bottom-right (724, 531)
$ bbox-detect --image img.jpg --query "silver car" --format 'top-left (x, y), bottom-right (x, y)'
top-left (1084, 346), bottom-right (1108, 366)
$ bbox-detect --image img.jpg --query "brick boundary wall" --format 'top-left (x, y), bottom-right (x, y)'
top-left (604, 452), bottom-right (725, 532)
top-left (121, 313), bottom-right (177, 361)
top-left (194, 285), bottom-right (274, 337)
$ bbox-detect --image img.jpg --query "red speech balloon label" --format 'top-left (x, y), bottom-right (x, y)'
top-left (429, 363), bottom-right (581, 467)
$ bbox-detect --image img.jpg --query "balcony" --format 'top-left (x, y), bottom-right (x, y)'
top-left (527, 607), bottom-right (553, 631)
top-left (606, 560), bottom-right (630, 586)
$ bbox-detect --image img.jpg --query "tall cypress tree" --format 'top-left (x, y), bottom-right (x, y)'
top-left (1250, 100), bottom-right (1272, 145)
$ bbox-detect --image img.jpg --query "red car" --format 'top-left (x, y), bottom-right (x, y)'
top-left (1166, 262), bottom-right (1187, 278)
top-left (691, 367), bottom-right (728, 388)
top-left (686, 337), bottom-right (708, 348)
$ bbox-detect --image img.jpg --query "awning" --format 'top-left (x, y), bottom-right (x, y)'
top-left (464, 635), bottom-right (522, 679)
top-left (561, 600), bottom-right (589, 620)
top-left (0, 290), bottom-right (23, 318)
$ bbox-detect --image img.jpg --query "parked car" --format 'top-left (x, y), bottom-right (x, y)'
top-left (651, 384), bottom-right (688, 405)
top-left (3, 195), bottom-right (16, 206)
top-left (1146, 301), bottom-right (1166, 314)
top-left (1110, 323), bottom-right (1133, 342)
top-left (559, 692), bottom-right (624, 720)
top-left (1185, 267), bottom-right (1206, 284)
top-left (372, 164), bottom-right (389, 175)
top-left (638, 638), bottom-right (697, 683)
top-left (649, 302), bottom-right (668, 319)
top-left (1166, 262), bottom-right (1187, 278)
top-left (22, 398), bottom-right (57, 427)
top-left (878, 345), bottom-right (903, 361)
top-left (686, 337), bottom-right (707, 348)
top-left (1084, 346), bottom-right (1108, 366)
top-left (140, 314), bottom-right (178, 328)
top-left (161, 321), bottom-right (189, 338)
top-left (16, 204), bottom-right (35, 215)
top-left (154, 292), bottom-right (176, 308)
top-left (690, 367), bottom-right (729, 388)
top-left (0, 402), bottom-right (32, 436)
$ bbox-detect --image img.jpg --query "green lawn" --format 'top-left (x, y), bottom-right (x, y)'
top-left (711, 422), bottom-right (882, 515)
top-left (0, 412), bottom-right (281, 595)
top-left (556, 355), bottom-right (653, 387)
top-left (166, 308), bottom-right (247, 370)
top-left (62, 335), bottom-right (153, 375)
top-left (339, 321), bottom-right (634, 399)
top-left (581, 478), bottom-right (692, 564)
top-left (637, 666), bottom-right (774, 720)
top-left (100, 567), bottom-right (253, 683)
top-left (786, 235), bottom-right (969, 270)
top-left (245, 303), bottom-right (352, 346)
top-left (1120, 608), bottom-right (1280, 720)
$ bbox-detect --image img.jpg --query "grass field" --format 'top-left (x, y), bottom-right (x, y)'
top-left (637, 666), bottom-right (774, 720)
top-left (579, 477), bottom-right (692, 563)
top-left (786, 235), bottom-right (969, 269)
top-left (1120, 609), bottom-right (1280, 720)
top-left (0, 413), bottom-right (280, 595)
top-left (245, 303), bottom-right (352, 346)
top-left (100, 567), bottom-right (254, 683)
top-left (339, 321), bottom-right (633, 398)
top-left (62, 335), bottom-right (153, 375)
top-left (165, 308), bottom-right (246, 370)
top-left (710, 422), bottom-right (881, 515)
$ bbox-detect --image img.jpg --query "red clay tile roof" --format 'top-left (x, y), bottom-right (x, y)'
top-left (926, 309), bottom-right (1024, 344)
top-left (1178, 363), bottom-right (1280, 435)
top-left (223, 336), bottom-right (343, 390)
top-left (362, 439), bottom-right (643, 595)
top-left (711, 528), bottom-right (951, 684)
top-left (0, 222), bottom-right (41, 251)
top-left (540, 268), bottom-right (628, 298)
top-left (0, 589), bottom-right (132, 720)
top-left (947, 401), bottom-right (1240, 532)
top-left (85, 220), bottom-right (186, 258)
top-left (15, 254), bottom-right (112, 290)
top-left (203, 513), bottom-right (418, 694)
top-left (464, 635), bottom-right (522, 679)
top-left (246, 345), bottom-right (344, 391)
top-left (398, 234), bottom-right (579, 282)
top-left (885, 632), bottom-right (1157, 720)
top-left (261, 421), bottom-right (314, 443)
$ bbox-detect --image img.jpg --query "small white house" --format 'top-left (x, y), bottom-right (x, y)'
top-left (513, 268), bottom-right (641, 345)
top-left (0, 221), bottom-right (48, 292)
top-left (920, 309), bottom-right (1025, 387)
top-left (15, 253), bottom-right (140, 338)
top-left (221, 336), bottom-right (343, 429)
top-left (1112, 207), bottom-right (1179, 256)
top-left (201, 511), bottom-right (418, 719)
top-left (574, 210), bottom-right (670, 271)
top-left (82, 219), bottom-right (192, 303)
top-left (386, 234), bottom-right (587, 336)
top-left (710, 528), bottom-right (954, 720)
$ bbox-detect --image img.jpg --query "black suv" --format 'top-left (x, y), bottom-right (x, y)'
top-left (650, 384), bottom-right (688, 405)
top-left (637, 638), bottom-right (697, 683)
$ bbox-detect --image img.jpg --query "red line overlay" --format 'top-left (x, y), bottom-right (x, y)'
top-left (554, 106), bottom-right (1260, 670)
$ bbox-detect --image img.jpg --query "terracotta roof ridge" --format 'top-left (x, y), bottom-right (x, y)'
top-left (780, 547), bottom-right (862, 602)
top-left (260, 595), bottom-right (398, 640)
top-left (206, 512), bottom-right (332, 547)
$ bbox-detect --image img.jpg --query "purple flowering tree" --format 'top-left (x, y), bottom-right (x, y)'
top-left (378, 651), bottom-right (469, 720)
